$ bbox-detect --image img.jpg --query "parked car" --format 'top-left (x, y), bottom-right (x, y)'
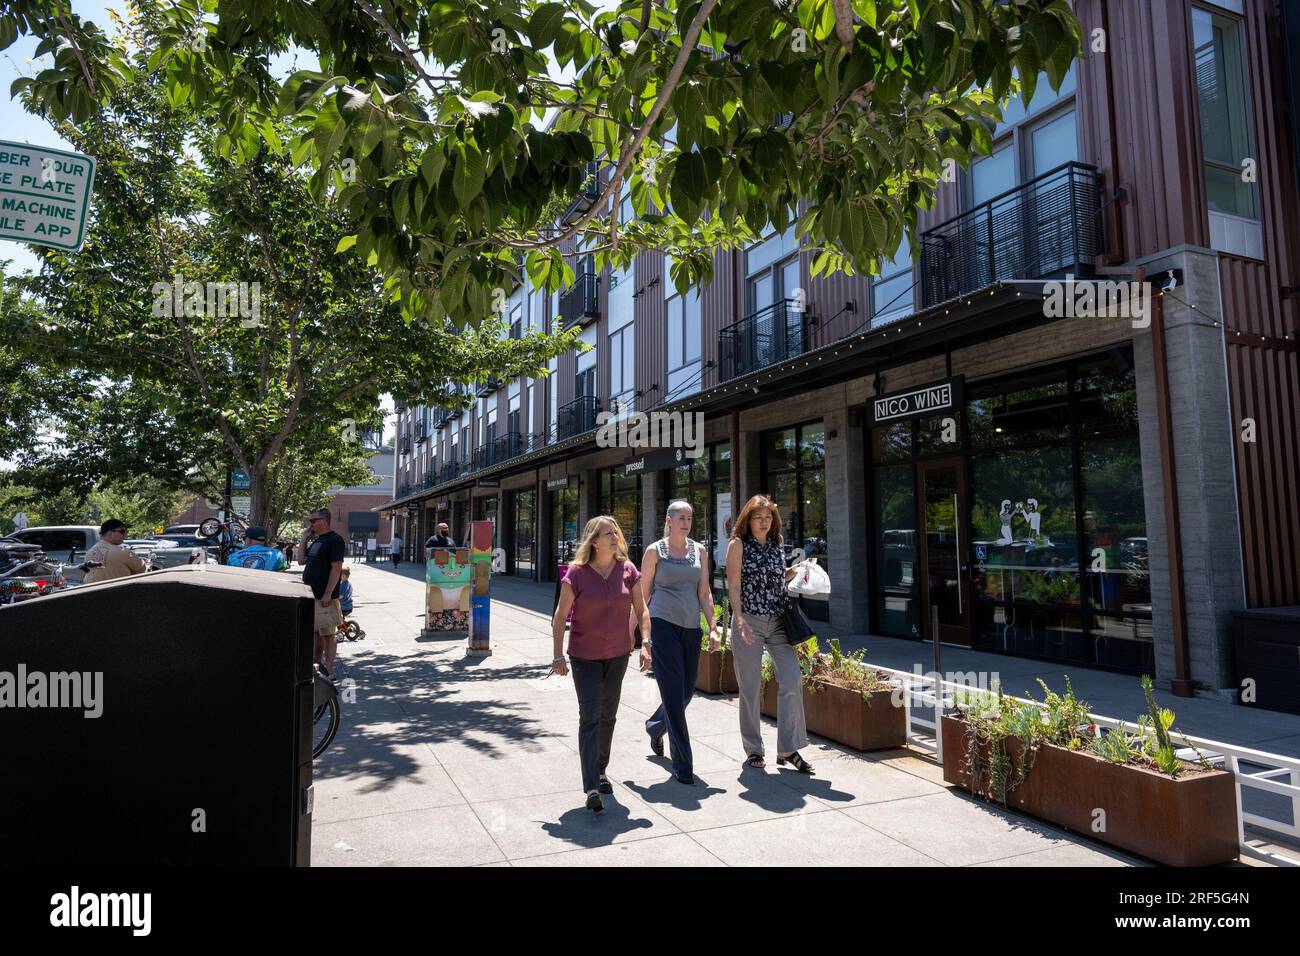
top-left (163, 523), bottom-right (202, 536)
top-left (142, 535), bottom-right (208, 568)
top-left (2, 526), bottom-right (99, 584)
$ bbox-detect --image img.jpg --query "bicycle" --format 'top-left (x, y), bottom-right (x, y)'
top-left (312, 670), bottom-right (340, 758)
top-left (196, 514), bottom-right (248, 565)
top-left (336, 617), bottom-right (365, 641)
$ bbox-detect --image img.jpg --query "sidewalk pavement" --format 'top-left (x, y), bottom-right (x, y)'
top-left (312, 561), bottom-right (1165, 867)
top-left (351, 554), bottom-right (1300, 758)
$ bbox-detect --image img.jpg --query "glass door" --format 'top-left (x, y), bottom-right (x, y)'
top-left (916, 457), bottom-right (971, 646)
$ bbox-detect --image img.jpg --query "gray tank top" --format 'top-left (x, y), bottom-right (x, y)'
top-left (647, 537), bottom-right (704, 630)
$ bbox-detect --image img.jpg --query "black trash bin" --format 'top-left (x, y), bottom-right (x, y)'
top-left (1233, 606), bottom-right (1300, 715)
top-left (0, 564), bottom-right (315, 865)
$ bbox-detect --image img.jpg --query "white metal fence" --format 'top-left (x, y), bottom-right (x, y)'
top-left (874, 662), bottom-right (1300, 867)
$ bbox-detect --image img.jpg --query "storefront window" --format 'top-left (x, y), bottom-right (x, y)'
top-left (551, 485), bottom-right (579, 568)
top-left (873, 465), bottom-right (919, 637)
top-left (514, 489), bottom-right (536, 577)
top-left (762, 421), bottom-right (828, 619)
top-left (867, 350), bottom-right (1151, 672)
top-left (666, 442), bottom-right (730, 581)
top-left (599, 468), bottom-right (644, 563)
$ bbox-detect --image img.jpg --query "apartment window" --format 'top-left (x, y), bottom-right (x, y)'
top-left (509, 302), bottom-right (521, 339)
top-left (576, 324), bottom-right (597, 400)
top-left (548, 357), bottom-right (558, 440)
top-left (871, 233), bottom-right (913, 327)
top-left (666, 285), bottom-right (702, 398)
top-left (609, 189), bottom-right (636, 329)
top-left (609, 324), bottom-right (635, 414)
top-left (745, 228), bottom-right (801, 313)
top-left (1193, 5), bottom-right (1261, 259)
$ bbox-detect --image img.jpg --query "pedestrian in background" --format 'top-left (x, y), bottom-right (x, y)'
top-left (641, 500), bottom-right (716, 785)
top-left (298, 508), bottom-right (346, 676)
top-left (84, 519), bottom-right (146, 584)
top-left (550, 516), bottom-right (651, 812)
top-left (725, 494), bottom-right (814, 775)
top-left (390, 533), bottom-right (403, 566)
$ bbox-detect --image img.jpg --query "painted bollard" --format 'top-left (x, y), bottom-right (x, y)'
top-left (467, 520), bottom-right (493, 658)
top-left (424, 547), bottom-right (472, 638)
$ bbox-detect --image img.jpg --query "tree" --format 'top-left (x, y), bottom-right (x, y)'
top-left (3, 10), bottom-right (569, 532)
top-left (4, 0), bottom-right (1081, 322)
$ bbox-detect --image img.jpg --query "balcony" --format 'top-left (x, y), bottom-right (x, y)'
top-left (718, 298), bottom-right (807, 382)
top-left (438, 462), bottom-right (458, 485)
top-left (553, 395), bottom-right (600, 442)
top-left (561, 161), bottom-right (600, 223)
top-left (399, 435), bottom-right (412, 455)
top-left (558, 271), bottom-right (600, 328)
top-left (421, 471), bottom-right (434, 489)
top-left (476, 376), bottom-right (501, 397)
top-left (919, 162), bottom-right (1104, 310)
top-left (414, 419), bottom-right (428, 443)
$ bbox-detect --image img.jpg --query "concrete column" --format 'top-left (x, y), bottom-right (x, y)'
top-left (826, 406), bottom-right (872, 632)
top-left (1132, 247), bottom-right (1246, 696)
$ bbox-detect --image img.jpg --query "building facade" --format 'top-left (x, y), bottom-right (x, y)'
top-left (383, 0), bottom-right (1300, 699)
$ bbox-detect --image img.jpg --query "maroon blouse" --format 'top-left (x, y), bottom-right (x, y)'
top-left (565, 560), bottom-right (641, 660)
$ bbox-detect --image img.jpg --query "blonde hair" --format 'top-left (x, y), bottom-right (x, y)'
top-left (570, 515), bottom-right (629, 568)
top-left (731, 494), bottom-right (784, 545)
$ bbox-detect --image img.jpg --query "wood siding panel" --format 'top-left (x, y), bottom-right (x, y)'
top-left (1218, 0), bottom-right (1300, 608)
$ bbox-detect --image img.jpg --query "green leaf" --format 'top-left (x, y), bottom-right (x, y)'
top-left (453, 141), bottom-right (485, 207)
top-left (336, 235), bottom-right (358, 253)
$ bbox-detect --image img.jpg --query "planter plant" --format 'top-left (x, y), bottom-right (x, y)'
top-left (760, 638), bottom-right (908, 752)
top-left (942, 676), bottom-right (1238, 866)
top-left (696, 597), bottom-right (738, 694)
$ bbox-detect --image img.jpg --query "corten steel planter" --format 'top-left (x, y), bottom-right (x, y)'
top-left (761, 678), bottom-right (907, 751)
top-left (940, 715), bottom-right (1238, 867)
top-left (696, 649), bottom-right (739, 694)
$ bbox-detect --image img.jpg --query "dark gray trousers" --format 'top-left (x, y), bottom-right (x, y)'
top-left (570, 654), bottom-right (630, 792)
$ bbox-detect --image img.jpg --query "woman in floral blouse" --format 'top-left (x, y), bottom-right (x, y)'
top-left (725, 494), bottom-right (814, 774)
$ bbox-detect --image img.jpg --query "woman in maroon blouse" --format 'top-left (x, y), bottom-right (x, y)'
top-left (551, 515), bottom-right (652, 811)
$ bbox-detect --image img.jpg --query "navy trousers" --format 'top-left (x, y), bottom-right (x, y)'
top-left (644, 617), bottom-right (702, 775)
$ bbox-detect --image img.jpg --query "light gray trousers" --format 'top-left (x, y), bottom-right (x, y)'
top-left (731, 612), bottom-right (808, 757)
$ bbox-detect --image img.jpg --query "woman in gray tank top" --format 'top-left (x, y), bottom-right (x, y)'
top-left (640, 499), bottom-right (716, 785)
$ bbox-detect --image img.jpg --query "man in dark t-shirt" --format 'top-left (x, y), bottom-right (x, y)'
top-left (297, 508), bottom-right (347, 675)
top-left (424, 522), bottom-right (456, 560)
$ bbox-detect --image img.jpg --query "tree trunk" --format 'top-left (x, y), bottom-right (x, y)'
top-left (248, 468), bottom-right (271, 531)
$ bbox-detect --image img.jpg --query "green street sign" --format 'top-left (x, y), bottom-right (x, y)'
top-left (0, 141), bottom-right (96, 251)
top-left (232, 468), bottom-right (251, 492)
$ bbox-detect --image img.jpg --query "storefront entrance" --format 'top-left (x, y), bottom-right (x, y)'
top-left (916, 457), bottom-right (971, 646)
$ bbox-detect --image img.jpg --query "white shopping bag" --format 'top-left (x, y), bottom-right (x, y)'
top-left (787, 558), bottom-right (831, 596)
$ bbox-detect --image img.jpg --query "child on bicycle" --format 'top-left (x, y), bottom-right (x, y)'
top-left (338, 567), bottom-right (354, 628)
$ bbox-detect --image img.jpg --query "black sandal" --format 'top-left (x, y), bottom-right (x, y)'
top-left (744, 753), bottom-right (766, 769)
top-left (777, 751), bottom-right (816, 775)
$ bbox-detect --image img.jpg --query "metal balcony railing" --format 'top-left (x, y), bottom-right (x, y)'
top-left (398, 435), bottom-right (412, 455)
top-left (421, 472), bottom-right (433, 489)
top-left (554, 395), bottom-right (600, 442)
top-left (718, 298), bottom-right (807, 382)
top-left (559, 271), bottom-right (600, 328)
top-left (561, 161), bottom-right (600, 222)
top-left (415, 419), bottom-right (428, 443)
top-left (438, 462), bottom-right (458, 485)
top-left (919, 161), bottom-right (1104, 309)
top-left (475, 377), bottom-right (500, 397)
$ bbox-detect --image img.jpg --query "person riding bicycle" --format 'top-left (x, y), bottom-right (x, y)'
top-left (226, 526), bottom-right (287, 572)
top-left (338, 566), bottom-right (354, 625)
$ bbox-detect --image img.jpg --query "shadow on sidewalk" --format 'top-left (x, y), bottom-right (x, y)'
top-left (314, 648), bottom-right (567, 784)
top-left (540, 799), bottom-right (655, 848)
